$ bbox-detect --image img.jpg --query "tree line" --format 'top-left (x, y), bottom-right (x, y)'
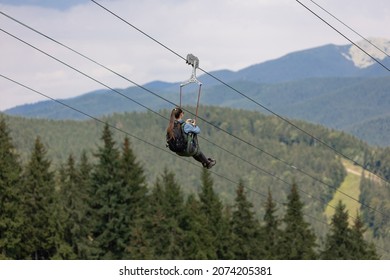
top-left (0, 118), bottom-right (379, 259)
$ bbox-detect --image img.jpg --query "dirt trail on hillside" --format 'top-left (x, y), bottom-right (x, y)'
top-left (346, 168), bottom-right (361, 177)
top-left (345, 164), bottom-right (383, 185)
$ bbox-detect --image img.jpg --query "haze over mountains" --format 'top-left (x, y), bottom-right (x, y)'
top-left (4, 38), bottom-right (390, 146)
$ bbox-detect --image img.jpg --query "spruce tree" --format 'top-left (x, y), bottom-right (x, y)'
top-left (0, 118), bottom-right (23, 259)
top-left (262, 189), bottom-right (281, 259)
top-left (181, 194), bottom-right (211, 259)
top-left (58, 153), bottom-right (92, 259)
top-left (350, 212), bottom-right (379, 259)
top-left (145, 180), bottom-right (165, 258)
top-left (321, 200), bottom-right (353, 259)
top-left (90, 125), bottom-right (138, 259)
top-left (19, 137), bottom-right (64, 259)
top-left (146, 169), bottom-right (184, 259)
top-left (321, 201), bottom-right (379, 259)
top-left (119, 137), bottom-right (150, 259)
top-left (119, 137), bottom-right (148, 220)
top-left (279, 181), bottom-right (317, 259)
top-left (220, 206), bottom-right (235, 260)
top-left (230, 180), bottom-right (262, 259)
top-left (198, 169), bottom-right (232, 259)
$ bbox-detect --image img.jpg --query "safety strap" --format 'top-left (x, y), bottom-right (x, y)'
top-left (180, 54), bottom-right (203, 122)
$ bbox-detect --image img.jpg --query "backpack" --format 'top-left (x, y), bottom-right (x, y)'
top-left (166, 121), bottom-right (198, 156)
top-left (166, 121), bottom-right (188, 153)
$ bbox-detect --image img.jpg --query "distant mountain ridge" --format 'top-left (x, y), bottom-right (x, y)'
top-left (4, 39), bottom-right (390, 146)
top-left (208, 39), bottom-right (390, 84)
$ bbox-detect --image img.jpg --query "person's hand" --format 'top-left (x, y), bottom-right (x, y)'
top-left (186, 119), bottom-right (196, 126)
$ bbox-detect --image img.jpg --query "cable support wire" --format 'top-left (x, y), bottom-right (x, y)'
top-left (1, 15), bottom-right (388, 221)
top-left (89, 0), bottom-right (390, 186)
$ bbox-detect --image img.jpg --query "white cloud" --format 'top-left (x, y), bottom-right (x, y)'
top-left (1, 0), bottom-right (390, 110)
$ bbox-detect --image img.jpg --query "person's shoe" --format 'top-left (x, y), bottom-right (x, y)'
top-left (206, 158), bottom-right (216, 169)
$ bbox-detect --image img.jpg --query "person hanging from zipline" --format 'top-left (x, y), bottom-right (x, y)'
top-left (166, 54), bottom-right (215, 168)
top-left (166, 107), bottom-right (216, 169)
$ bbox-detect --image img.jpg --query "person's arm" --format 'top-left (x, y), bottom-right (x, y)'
top-left (183, 122), bottom-right (200, 134)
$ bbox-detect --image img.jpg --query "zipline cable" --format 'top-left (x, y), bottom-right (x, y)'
top-left (0, 20), bottom-right (387, 221)
top-left (89, 0), bottom-right (390, 186)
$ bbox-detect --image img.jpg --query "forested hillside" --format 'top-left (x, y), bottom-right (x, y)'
top-left (1, 107), bottom-right (390, 259)
top-left (6, 76), bottom-right (390, 147)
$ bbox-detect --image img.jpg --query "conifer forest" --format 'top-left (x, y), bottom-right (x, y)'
top-left (1, 109), bottom-right (386, 260)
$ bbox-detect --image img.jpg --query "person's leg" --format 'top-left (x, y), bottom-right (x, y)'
top-left (191, 136), bottom-right (216, 169)
top-left (193, 151), bottom-right (209, 167)
top-left (193, 151), bottom-right (216, 169)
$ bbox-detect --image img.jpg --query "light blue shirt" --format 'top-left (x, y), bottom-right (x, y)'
top-left (178, 119), bottom-right (200, 134)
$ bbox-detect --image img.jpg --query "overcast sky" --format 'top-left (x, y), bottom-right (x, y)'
top-left (1, 0), bottom-right (389, 110)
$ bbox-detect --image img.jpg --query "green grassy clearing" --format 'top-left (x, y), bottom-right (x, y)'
top-left (325, 160), bottom-right (362, 225)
